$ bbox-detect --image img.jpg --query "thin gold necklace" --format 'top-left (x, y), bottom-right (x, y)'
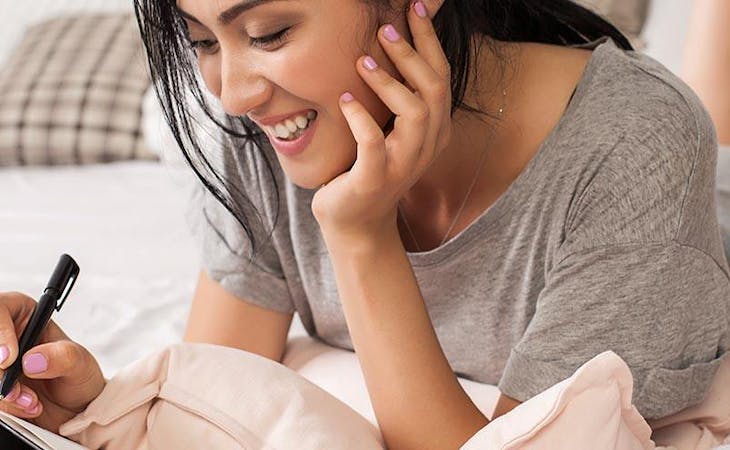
top-left (398, 88), bottom-right (506, 252)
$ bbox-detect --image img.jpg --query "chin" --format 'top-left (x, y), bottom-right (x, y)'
top-left (284, 155), bottom-right (356, 190)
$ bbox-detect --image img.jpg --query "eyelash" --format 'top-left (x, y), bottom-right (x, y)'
top-left (188, 27), bottom-right (292, 53)
top-left (251, 27), bottom-right (292, 48)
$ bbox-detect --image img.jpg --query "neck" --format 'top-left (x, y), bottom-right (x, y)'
top-left (401, 37), bottom-right (520, 220)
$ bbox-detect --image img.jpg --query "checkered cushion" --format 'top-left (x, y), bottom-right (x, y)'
top-left (0, 13), bottom-right (156, 166)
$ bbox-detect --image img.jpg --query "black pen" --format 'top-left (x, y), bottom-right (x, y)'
top-left (0, 254), bottom-right (79, 399)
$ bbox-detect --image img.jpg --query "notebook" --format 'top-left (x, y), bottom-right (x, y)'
top-left (0, 410), bottom-right (89, 450)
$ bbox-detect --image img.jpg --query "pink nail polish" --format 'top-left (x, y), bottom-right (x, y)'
top-left (413, 1), bottom-right (427, 18)
top-left (27, 403), bottom-right (41, 415)
top-left (383, 24), bottom-right (400, 42)
top-left (362, 56), bottom-right (378, 71)
top-left (16, 393), bottom-right (32, 408)
top-left (23, 353), bottom-right (48, 374)
top-left (341, 92), bottom-right (354, 103)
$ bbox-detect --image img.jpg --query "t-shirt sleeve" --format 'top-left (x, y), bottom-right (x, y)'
top-left (497, 73), bottom-right (730, 419)
top-left (498, 242), bottom-right (729, 419)
top-left (186, 182), bottom-right (295, 314)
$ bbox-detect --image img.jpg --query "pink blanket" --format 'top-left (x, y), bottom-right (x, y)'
top-left (57, 342), bottom-right (730, 450)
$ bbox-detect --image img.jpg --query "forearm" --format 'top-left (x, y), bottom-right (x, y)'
top-left (325, 228), bottom-right (488, 450)
top-left (683, 0), bottom-right (730, 144)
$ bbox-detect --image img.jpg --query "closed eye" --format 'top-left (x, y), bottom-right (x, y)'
top-left (187, 26), bottom-right (292, 54)
top-left (188, 39), bottom-right (219, 53)
top-left (249, 26), bottom-right (292, 49)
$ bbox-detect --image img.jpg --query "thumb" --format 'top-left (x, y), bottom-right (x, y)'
top-left (23, 340), bottom-right (105, 411)
top-left (22, 340), bottom-right (96, 383)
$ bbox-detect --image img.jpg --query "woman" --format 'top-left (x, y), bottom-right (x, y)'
top-left (0, 0), bottom-right (728, 448)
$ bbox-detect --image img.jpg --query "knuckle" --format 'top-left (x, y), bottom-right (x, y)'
top-left (401, 44), bottom-right (417, 60)
top-left (431, 82), bottom-right (449, 102)
top-left (0, 326), bottom-right (15, 341)
top-left (56, 341), bottom-right (81, 370)
top-left (353, 109), bottom-right (371, 124)
top-left (353, 182), bottom-right (381, 198)
top-left (414, 26), bottom-right (433, 41)
top-left (0, 403), bottom-right (17, 417)
top-left (362, 133), bottom-right (383, 148)
top-left (433, 82), bottom-right (451, 100)
top-left (380, 75), bottom-right (398, 89)
top-left (412, 104), bottom-right (430, 123)
top-left (440, 62), bottom-right (452, 79)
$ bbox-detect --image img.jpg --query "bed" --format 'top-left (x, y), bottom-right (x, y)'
top-left (1, 2), bottom-right (728, 449)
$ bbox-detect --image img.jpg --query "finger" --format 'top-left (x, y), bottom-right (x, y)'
top-left (22, 340), bottom-right (87, 380)
top-left (338, 92), bottom-right (387, 186)
top-left (375, 17), bottom-right (448, 166)
top-left (0, 383), bottom-right (43, 418)
top-left (357, 54), bottom-right (428, 124)
top-left (0, 291), bottom-right (38, 371)
top-left (406, 2), bottom-right (451, 82)
top-left (421, 0), bottom-right (445, 20)
top-left (0, 301), bottom-right (20, 370)
top-left (357, 54), bottom-right (428, 171)
top-left (376, 20), bottom-right (445, 105)
top-left (0, 291), bottom-right (70, 350)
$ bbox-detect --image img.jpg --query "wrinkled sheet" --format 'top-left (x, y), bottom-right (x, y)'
top-left (0, 161), bottom-right (307, 377)
top-left (2, 161), bottom-right (728, 450)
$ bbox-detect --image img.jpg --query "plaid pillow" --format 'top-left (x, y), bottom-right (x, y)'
top-left (0, 13), bottom-right (156, 166)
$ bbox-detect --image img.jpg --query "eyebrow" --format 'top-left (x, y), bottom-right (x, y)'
top-left (176, 0), bottom-right (288, 27)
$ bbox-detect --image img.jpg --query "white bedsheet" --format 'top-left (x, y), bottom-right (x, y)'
top-left (0, 161), bottom-right (497, 428)
top-left (0, 161), bottom-right (198, 376)
top-left (0, 161), bottom-right (307, 378)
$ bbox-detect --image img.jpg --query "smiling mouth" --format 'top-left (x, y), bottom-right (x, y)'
top-left (265, 110), bottom-right (318, 141)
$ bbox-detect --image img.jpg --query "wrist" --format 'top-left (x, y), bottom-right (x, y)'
top-left (321, 222), bottom-right (403, 258)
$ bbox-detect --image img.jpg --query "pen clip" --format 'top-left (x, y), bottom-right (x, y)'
top-left (55, 271), bottom-right (77, 311)
top-left (46, 254), bottom-right (80, 311)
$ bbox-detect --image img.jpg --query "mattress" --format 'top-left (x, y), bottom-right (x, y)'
top-left (0, 161), bottom-right (307, 377)
top-left (0, 160), bottom-right (500, 427)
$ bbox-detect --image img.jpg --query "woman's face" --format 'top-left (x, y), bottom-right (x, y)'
top-left (176, 0), bottom-right (408, 189)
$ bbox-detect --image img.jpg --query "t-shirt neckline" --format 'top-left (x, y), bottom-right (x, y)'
top-left (405, 37), bottom-right (615, 267)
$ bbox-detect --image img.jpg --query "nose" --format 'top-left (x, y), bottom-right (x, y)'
top-left (216, 49), bottom-right (272, 118)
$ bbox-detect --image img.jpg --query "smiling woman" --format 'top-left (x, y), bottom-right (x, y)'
top-left (123, 0), bottom-right (730, 448)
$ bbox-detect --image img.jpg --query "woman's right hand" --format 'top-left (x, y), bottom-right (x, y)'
top-left (0, 291), bottom-right (106, 433)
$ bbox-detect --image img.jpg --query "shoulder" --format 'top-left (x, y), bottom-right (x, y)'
top-left (558, 39), bottom-right (720, 253)
top-left (574, 38), bottom-right (715, 153)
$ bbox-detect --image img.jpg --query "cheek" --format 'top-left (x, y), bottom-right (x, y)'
top-left (298, 34), bottom-right (393, 129)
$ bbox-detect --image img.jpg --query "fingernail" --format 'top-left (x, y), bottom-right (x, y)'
top-left (0, 345), bottom-right (9, 365)
top-left (383, 24), bottom-right (400, 42)
top-left (16, 393), bottom-right (32, 408)
top-left (23, 353), bottom-right (48, 374)
top-left (27, 403), bottom-right (41, 415)
top-left (362, 55), bottom-right (378, 71)
top-left (340, 92), bottom-right (354, 103)
top-left (413, 1), bottom-right (428, 18)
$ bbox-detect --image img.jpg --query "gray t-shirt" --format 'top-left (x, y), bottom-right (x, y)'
top-left (188, 38), bottom-right (730, 419)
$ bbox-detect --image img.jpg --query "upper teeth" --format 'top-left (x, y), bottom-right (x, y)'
top-left (267, 111), bottom-right (317, 139)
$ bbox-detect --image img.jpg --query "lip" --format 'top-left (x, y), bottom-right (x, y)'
top-left (267, 115), bottom-right (318, 157)
top-left (252, 108), bottom-right (316, 127)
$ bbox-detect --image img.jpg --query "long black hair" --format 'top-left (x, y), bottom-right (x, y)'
top-left (133, 0), bottom-right (632, 259)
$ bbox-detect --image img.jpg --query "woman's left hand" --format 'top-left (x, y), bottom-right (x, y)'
top-left (311, 0), bottom-right (451, 244)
